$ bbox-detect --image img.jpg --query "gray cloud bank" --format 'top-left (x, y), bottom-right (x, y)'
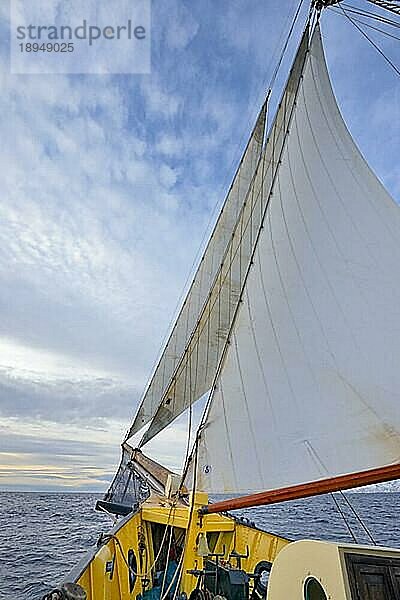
top-left (0, 367), bottom-right (137, 425)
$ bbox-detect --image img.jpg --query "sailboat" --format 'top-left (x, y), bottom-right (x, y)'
top-left (43, 1), bottom-right (400, 599)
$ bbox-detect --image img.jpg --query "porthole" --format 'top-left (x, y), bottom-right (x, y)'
top-left (128, 549), bottom-right (138, 593)
top-left (304, 577), bottom-right (327, 600)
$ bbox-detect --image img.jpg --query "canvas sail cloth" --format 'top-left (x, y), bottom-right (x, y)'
top-left (137, 30), bottom-right (311, 448)
top-left (189, 26), bottom-right (400, 495)
top-left (126, 100), bottom-right (267, 443)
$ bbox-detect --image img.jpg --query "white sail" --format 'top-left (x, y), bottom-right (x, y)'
top-left (139, 31), bottom-right (311, 446)
top-left (193, 26), bottom-right (400, 494)
top-left (127, 101), bottom-right (267, 440)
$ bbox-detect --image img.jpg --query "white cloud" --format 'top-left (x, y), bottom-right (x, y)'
top-left (0, 0), bottom-right (398, 493)
top-left (164, 3), bottom-right (199, 51)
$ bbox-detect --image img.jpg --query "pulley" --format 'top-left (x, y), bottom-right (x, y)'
top-left (313, 0), bottom-right (344, 10)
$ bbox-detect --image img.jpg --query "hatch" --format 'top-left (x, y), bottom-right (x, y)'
top-left (345, 553), bottom-right (400, 599)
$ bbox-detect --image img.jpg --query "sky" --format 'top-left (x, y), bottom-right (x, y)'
top-left (0, 0), bottom-right (399, 492)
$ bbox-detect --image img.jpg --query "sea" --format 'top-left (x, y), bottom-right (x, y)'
top-left (1, 492), bottom-right (399, 600)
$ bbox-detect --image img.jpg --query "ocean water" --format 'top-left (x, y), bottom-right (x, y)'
top-left (1, 492), bottom-right (399, 600)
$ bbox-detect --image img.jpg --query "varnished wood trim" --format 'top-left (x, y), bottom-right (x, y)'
top-left (200, 463), bottom-right (400, 514)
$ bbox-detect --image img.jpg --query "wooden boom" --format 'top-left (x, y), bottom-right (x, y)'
top-left (199, 463), bottom-right (400, 514)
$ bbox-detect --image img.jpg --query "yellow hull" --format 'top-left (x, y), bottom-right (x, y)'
top-left (66, 492), bottom-right (400, 600)
top-left (69, 492), bottom-right (288, 600)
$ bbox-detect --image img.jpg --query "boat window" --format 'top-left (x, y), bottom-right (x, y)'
top-left (128, 549), bottom-right (137, 593)
top-left (304, 577), bottom-right (327, 600)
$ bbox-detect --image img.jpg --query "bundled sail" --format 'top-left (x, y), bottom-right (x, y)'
top-left (127, 101), bottom-right (267, 443)
top-left (190, 25), bottom-right (400, 494)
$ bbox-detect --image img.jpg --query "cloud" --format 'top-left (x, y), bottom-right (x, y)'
top-left (0, 368), bottom-right (137, 425)
top-left (163, 2), bottom-right (199, 51)
top-left (0, 0), bottom-right (398, 492)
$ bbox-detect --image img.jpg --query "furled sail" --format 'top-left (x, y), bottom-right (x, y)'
top-left (191, 25), bottom-right (400, 495)
top-left (126, 101), bottom-right (267, 441)
top-left (139, 30), bottom-right (310, 446)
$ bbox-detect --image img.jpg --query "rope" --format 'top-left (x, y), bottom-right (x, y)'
top-left (365, 0), bottom-right (400, 17)
top-left (268, 0), bottom-right (308, 93)
top-left (98, 500), bottom-right (178, 581)
top-left (329, 7), bottom-right (400, 39)
top-left (160, 551), bottom-right (185, 600)
top-left (329, 491), bottom-right (377, 546)
top-left (339, 3), bottom-right (400, 76)
top-left (341, 2), bottom-right (400, 28)
top-left (330, 493), bottom-right (358, 543)
top-left (160, 525), bottom-right (174, 599)
top-left (102, 505), bottom-right (188, 600)
top-left (337, 491), bottom-right (377, 545)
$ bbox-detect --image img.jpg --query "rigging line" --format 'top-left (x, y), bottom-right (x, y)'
top-left (100, 519), bottom-right (174, 582)
top-left (339, 3), bottom-right (400, 76)
top-left (198, 0), bottom-right (306, 262)
top-left (328, 7), bottom-right (400, 41)
top-left (268, 0), bottom-right (308, 92)
top-left (337, 490), bottom-right (377, 545)
top-left (327, 5), bottom-right (400, 32)
top-left (308, 445), bottom-right (377, 546)
top-left (330, 492), bottom-right (358, 543)
top-left (146, 523), bottom-right (172, 576)
top-left (160, 550), bottom-right (185, 600)
top-left (296, 440), bottom-right (374, 547)
top-left (260, 0), bottom-right (301, 88)
top-left (182, 385), bottom-right (193, 476)
top-left (341, 2), bottom-right (400, 27)
top-left (160, 525), bottom-right (174, 599)
top-left (329, 7), bottom-right (400, 39)
top-left (365, 0), bottom-right (400, 17)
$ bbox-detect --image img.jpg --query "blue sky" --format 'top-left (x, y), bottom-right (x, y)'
top-left (0, 0), bottom-right (399, 491)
